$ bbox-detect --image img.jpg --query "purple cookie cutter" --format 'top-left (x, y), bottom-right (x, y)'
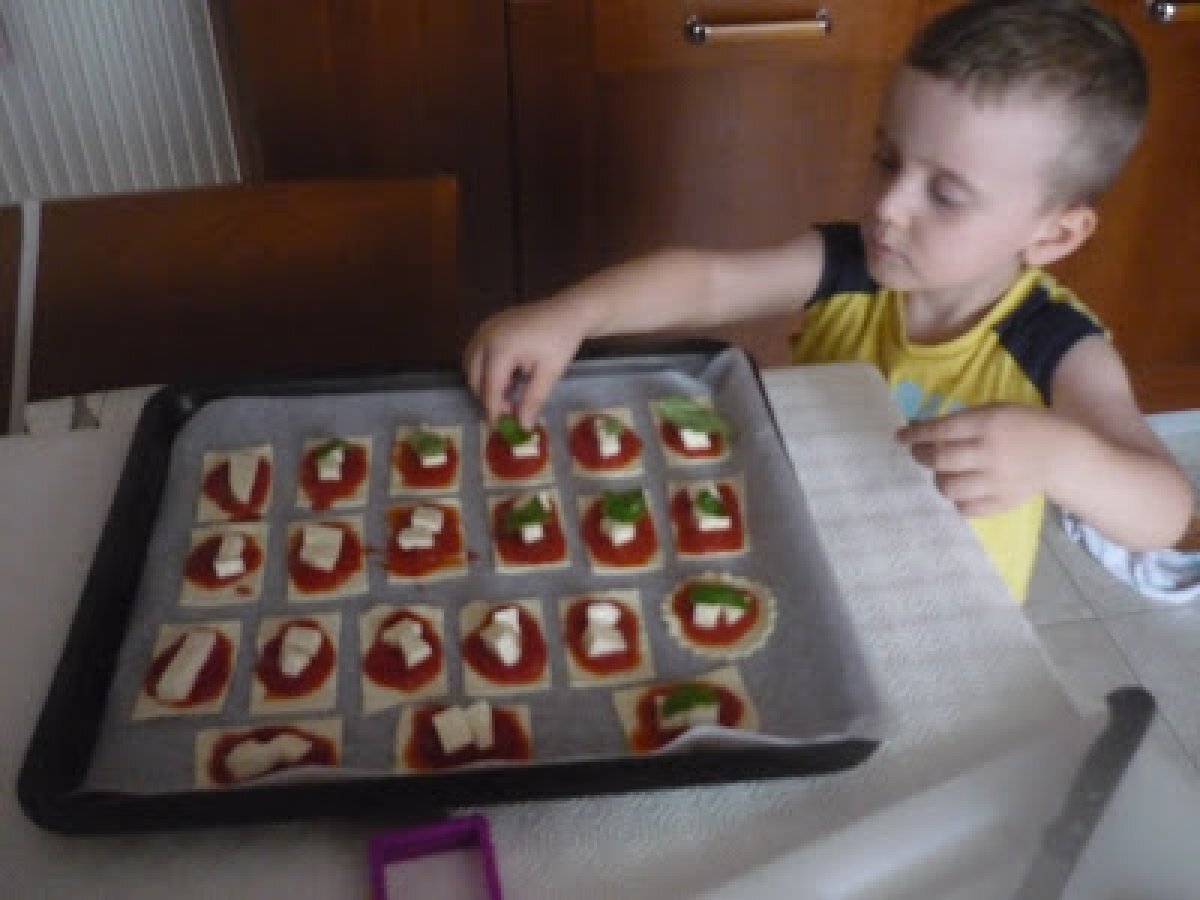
top-left (368, 813), bottom-right (503, 899)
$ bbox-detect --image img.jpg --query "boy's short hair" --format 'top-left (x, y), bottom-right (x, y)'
top-left (906, 0), bottom-right (1148, 206)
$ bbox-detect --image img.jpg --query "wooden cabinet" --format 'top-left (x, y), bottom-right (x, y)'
top-left (512, 0), bottom-right (920, 364)
top-left (211, 0), bottom-right (515, 328)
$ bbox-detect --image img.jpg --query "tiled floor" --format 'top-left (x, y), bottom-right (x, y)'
top-left (1026, 413), bottom-right (1200, 778)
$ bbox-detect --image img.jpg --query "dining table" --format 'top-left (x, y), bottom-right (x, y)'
top-left (1, 361), bottom-right (1137, 898)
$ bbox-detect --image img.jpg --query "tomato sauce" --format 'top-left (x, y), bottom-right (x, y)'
top-left (363, 610), bottom-right (443, 692)
top-left (660, 422), bottom-right (724, 460)
top-left (630, 684), bottom-right (744, 752)
top-left (386, 505), bottom-right (465, 577)
top-left (563, 597), bottom-right (641, 675)
top-left (669, 582), bottom-right (759, 646)
top-left (183, 533), bottom-right (264, 589)
top-left (144, 628), bottom-right (233, 706)
top-left (462, 606), bottom-right (548, 684)
top-left (287, 523), bottom-right (363, 593)
top-left (403, 704), bottom-right (532, 771)
top-left (208, 724), bottom-right (339, 785)
top-left (202, 456), bottom-right (271, 519)
top-left (255, 617), bottom-right (336, 697)
top-left (568, 415), bottom-right (642, 471)
top-left (485, 424), bottom-right (549, 480)
top-left (492, 499), bottom-right (567, 566)
top-left (298, 442), bottom-right (369, 510)
top-left (395, 438), bottom-right (459, 490)
top-left (580, 499), bottom-right (658, 567)
top-left (669, 484), bottom-right (745, 554)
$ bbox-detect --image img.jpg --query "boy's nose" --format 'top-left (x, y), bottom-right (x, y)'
top-left (873, 175), bottom-right (910, 229)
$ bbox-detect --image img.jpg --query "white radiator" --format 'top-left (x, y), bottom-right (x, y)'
top-left (0, 0), bottom-right (239, 203)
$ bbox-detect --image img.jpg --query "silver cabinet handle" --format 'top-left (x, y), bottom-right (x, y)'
top-left (683, 11), bottom-right (831, 45)
top-left (1146, 1), bottom-right (1200, 23)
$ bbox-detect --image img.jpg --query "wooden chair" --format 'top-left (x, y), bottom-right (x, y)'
top-left (1, 176), bottom-right (461, 434)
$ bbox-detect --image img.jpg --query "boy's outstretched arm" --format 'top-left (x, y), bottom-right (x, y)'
top-left (463, 230), bottom-right (825, 425)
top-left (897, 336), bottom-right (1193, 551)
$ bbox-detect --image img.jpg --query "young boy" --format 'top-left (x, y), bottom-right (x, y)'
top-left (463, 0), bottom-right (1193, 601)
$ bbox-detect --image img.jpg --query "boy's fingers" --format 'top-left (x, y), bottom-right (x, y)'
top-left (896, 412), bottom-right (977, 446)
top-left (517, 364), bottom-right (557, 428)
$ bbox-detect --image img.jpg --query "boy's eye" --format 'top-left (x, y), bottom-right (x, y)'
top-left (929, 178), bottom-right (966, 208)
top-left (871, 149), bottom-right (900, 174)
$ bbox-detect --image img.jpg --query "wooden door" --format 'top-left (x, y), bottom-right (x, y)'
top-left (211, 0), bottom-right (515, 329)
top-left (512, 0), bottom-right (921, 365)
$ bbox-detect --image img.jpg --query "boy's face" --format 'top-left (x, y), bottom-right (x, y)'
top-left (865, 67), bottom-right (1074, 296)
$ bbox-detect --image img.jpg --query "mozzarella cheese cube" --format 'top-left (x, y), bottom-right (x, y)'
top-left (299, 523), bottom-right (344, 572)
top-left (225, 732), bottom-right (312, 781)
top-left (722, 605), bottom-right (746, 625)
top-left (416, 430), bottom-right (449, 467)
top-left (156, 628), bottom-right (218, 703)
top-left (279, 624), bottom-right (323, 678)
top-left (213, 532), bottom-right (247, 579)
top-left (316, 444), bottom-right (345, 482)
top-left (480, 620), bottom-right (522, 667)
top-left (586, 601), bottom-right (621, 627)
top-left (678, 427), bottom-right (712, 451)
top-left (509, 432), bottom-right (540, 459)
top-left (465, 700), bottom-right (494, 750)
top-left (520, 521), bottom-right (545, 544)
top-left (656, 695), bottom-right (721, 731)
top-left (381, 619), bottom-right (432, 667)
top-left (600, 517), bottom-right (636, 547)
top-left (492, 606), bottom-right (522, 629)
top-left (410, 505), bottom-right (445, 533)
top-left (583, 623), bottom-right (626, 658)
top-left (226, 451), bottom-right (260, 504)
top-left (593, 417), bottom-right (621, 459)
top-left (692, 602), bottom-right (724, 629)
top-left (432, 706), bottom-right (474, 755)
top-left (397, 526), bottom-right (436, 551)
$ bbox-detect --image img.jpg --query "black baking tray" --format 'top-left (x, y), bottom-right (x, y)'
top-left (18, 341), bottom-right (880, 834)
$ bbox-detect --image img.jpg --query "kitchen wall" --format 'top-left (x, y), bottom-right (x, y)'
top-left (0, 0), bottom-right (238, 203)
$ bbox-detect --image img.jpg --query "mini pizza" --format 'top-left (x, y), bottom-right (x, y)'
top-left (558, 590), bottom-right (655, 688)
top-left (295, 435), bottom-right (372, 511)
top-left (196, 718), bottom-right (342, 788)
top-left (662, 573), bottom-right (777, 660)
top-left (396, 701), bottom-right (532, 772)
top-left (612, 665), bottom-right (759, 754)
top-left (460, 599), bottom-right (551, 696)
top-left (132, 621), bottom-right (240, 720)
top-left (286, 515), bottom-right (368, 602)
top-left (566, 407), bottom-right (643, 477)
top-left (196, 444), bottom-right (273, 522)
top-left (250, 612), bottom-right (340, 715)
top-left (179, 522), bottom-right (268, 607)
top-left (481, 414), bottom-right (552, 487)
top-left (385, 499), bottom-right (468, 583)
top-left (667, 476), bottom-right (748, 559)
top-left (578, 488), bottom-right (662, 575)
top-left (489, 489), bottom-right (570, 574)
top-left (391, 424), bottom-right (463, 495)
top-left (651, 395), bottom-right (732, 466)
top-left (359, 603), bottom-right (448, 713)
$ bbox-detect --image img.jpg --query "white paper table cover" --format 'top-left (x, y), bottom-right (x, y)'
top-left (0, 364), bottom-right (1079, 898)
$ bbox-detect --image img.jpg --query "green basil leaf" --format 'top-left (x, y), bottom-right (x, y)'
top-left (496, 413), bottom-right (534, 446)
top-left (405, 429), bottom-right (447, 458)
top-left (316, 438), bottom-right (349, 462)
top-left (503, 495), bottom-right (549, 534)
top-left (602, 488), bottom-right (646, 523)
top-left (661, 683), bottom-right (719, 718)
top-left (688, 583), bottom-right (748, 609)
top-left (656, 395), bottom-right (732, 438)
top-left (596, 414), bottom-right (624, 437)
top-left (695, 489), bottom-right (727, 517)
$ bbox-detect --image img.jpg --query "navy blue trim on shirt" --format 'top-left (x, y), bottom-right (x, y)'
top-left (810, 222), bottom-right (878, 305)
top-left (994, 284), bottom-right (1103, 404)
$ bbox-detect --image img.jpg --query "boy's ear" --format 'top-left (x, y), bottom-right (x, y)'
top-left (1023, 205), bottom-right (1097, 267)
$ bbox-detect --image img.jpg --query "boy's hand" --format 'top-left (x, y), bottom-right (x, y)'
top-left (464, 297), bottom-right (589, 426)
top-left (896, 404), bottom-right (1057, 517)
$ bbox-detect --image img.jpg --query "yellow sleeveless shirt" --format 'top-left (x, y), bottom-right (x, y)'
top-left (791, 223), bottom-right (1105, 601)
